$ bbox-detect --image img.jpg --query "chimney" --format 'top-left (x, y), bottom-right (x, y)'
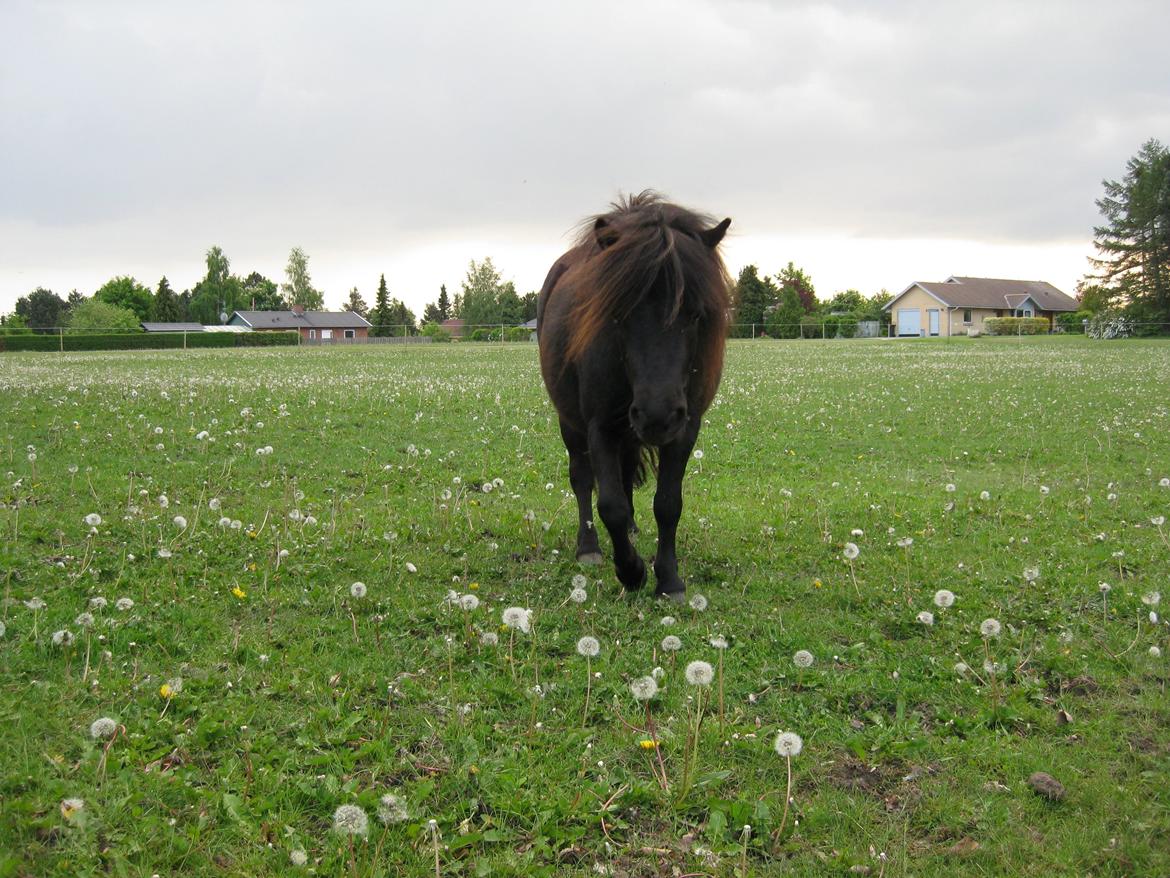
top-left (291, 304), bottom-right (305, 316)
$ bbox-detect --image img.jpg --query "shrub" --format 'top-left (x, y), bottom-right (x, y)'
top-left (0, 331), bottom-right (299, 353)
top-left (799, 315), bottom-right (823, 338)
top-left (983, 317), bottom-right (1050, 336)
top-left (420, 324), bottom-right (452, 343)
top-left (1056, 311), bottom-right (1092, 333)
top-left (502, 326), bottom-right (533, 342)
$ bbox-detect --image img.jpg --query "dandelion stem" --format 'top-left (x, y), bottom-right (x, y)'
top-left (771, 754), bottom-right (794, 847)
top-left (581, 657), bottom-right (592, 729)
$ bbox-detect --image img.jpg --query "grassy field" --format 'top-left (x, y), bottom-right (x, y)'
top-left (1, 337), bottom-right (1167, 877)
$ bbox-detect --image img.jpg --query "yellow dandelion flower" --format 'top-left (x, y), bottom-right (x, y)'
top-left (246, 530), bottom-right (257, 539)
top-left (469, 582), bottom-right (479, 590)
top-left (232, 586), bottom-right (246, 599)
top-left (469, 764), bottom-right (479, 775)
top-left (813, 578), bottom-right (823, 589)
top-left (639, 739), bottom-right (657, 750)
top-left (160, 683), bottom-right (174, 699)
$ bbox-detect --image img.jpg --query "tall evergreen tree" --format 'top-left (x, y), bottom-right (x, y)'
top-left (437, 284), bottom-right (451, 320)
top-left (152, 277), bottom-right (181, 321)
top-left (281, 246), bottom-right (325, 310)
top-left (66, 290), bottom-right (86, 312)
top-left (15, 287), bottom-right (67, 333)
top-left (421, 301), bottom-right (444, 324)
top-left (733, 265), bottom-right (780, 330)
top-left (370, 274), bottom-right (392, 336)
top-left (1089, 138), bottom-right (1170, 321)
top-left (766, 283), bottom-right (804, 338)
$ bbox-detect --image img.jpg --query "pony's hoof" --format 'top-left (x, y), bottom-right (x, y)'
top-left (620, 557), bottom-right (648, 591)
top-left (655, 589), bottom-right (687, 605)
top-left (577, 551), bottom-right (604, 565)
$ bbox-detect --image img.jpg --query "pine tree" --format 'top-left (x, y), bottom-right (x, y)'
top-left (370, 274), bottom-right (391, 337)
top-left (437, 284), bottom-right (451, 320)
top-left (733, 265), bottom-right (779, 333)
top-left (1090, 138), bottom-right (1170, 321)
top-left (153, 276), bottom-right (181, 321)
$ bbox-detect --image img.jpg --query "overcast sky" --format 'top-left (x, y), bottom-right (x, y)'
top-left (2, 1), bottom-right (1168, 316)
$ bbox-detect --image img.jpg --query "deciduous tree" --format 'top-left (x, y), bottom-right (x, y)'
top-left (15, 287), bottom-right (68, 333)
top-left (281, 246), bottom-right (324, 310)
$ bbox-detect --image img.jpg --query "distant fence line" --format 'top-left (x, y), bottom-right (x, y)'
top-left (4, 321), bottom-right (1169, 353)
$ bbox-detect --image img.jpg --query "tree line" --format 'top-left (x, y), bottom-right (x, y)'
top-left (732, 261), bottom-right (892, 338)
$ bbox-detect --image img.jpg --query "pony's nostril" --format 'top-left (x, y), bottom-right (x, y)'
top-left (629, 405), bottom-right (643, 423)
top-left (674, 406), bottom-right (687, 423)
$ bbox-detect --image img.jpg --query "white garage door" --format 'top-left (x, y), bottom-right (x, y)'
top-left (897, 309), bottom-right (921, 336)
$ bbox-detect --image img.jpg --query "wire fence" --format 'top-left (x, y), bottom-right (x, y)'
top-left (4, 320), bottom-right (1170, 351)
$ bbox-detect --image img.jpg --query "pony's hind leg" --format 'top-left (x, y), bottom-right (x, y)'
top-left (561, 421), bottom-right (603, 564)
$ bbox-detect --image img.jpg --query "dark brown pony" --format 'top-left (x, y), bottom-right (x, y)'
top-left (537, 191), bottom-right (733, 600)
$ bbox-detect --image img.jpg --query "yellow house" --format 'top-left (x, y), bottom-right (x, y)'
top-left (883, 276), bottom-right (1079, 337)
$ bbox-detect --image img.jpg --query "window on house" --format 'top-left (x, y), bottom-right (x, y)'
top-left (963, 309), bottom-right (972, 324)
top-left (309, 329), bottom-right (317, 339)
top-left (344, 329), bottom-right (355, 339)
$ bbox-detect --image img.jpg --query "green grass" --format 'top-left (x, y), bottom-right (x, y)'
top-left (1, 336), bottom-right (1167, 876)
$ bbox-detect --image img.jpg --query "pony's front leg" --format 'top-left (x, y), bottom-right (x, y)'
top-left (652, 427), bottom-right (698, 601)
top-left (588, 424), bottom-right (647, 590)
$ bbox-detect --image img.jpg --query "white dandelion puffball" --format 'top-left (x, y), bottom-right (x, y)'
top-left (377, 793), bottom-right (409, 824)
top-left (630, 676), bottom-right (659, 701)
top-left (897, 537), bottom-right (913, 549)
top-left (89, 717), bottom-right (117, 740)
top-left (933, 589), bottom-right (956, 608)
top-left (576, 635), bottom-right (601, 658)
top-left (157, 548), bottom-right (172, 559)
top-left (793, 649), bottom-right (814, 668)
top-left (349, 582), bottom-right (367, 599)
top-left (685, 660), bottom-right (714, 686)
top-left (480, 631), bottom-right (499, 647)
top-left (89, 596), bottom-right (107, 610)
top-left (60, 798), bottom-right (86, 820)
top-left (954, 662), bottom-right (970, 675)
top-left (332, 804), bottom-right (369, 837)
top-left (1023, 566), bottom-right (1040, 583)
top-left (52, 629), bottom-right (74, 647)
top-left (0, 620), bottom-right (5, 638)
top-left (1151, 516), bottom-right (1165, 527)
top-left (1039, 485), bottom-right (1050, 495)
top-left (290, 849), bottom-right (308, 867)
top-left (502, 607), bottom-right (531, 634)
top-left (84, 513), bottom-right (102, 527)
top-left (980, 618), bottom-right (1002, 638)
top-left (1150, 646), bottom-right (1163, 658)
top-left (74, 612), bottom-right (94, 628)
top-left (916, 611), bottom-right (935, 626)
top-left (651, 666), bottom-right (666, 680)
top-left (843, 542), bottom-right (860, 560)
top-left (25, 597), bottom-right (46, 610)
top-left (1141, 592), bottom-right (1161, 607)
top-left (774, 731), bottom-right (803, 757)
top-left (208, 497), bottom-right (221, 511)
top-left (660, 616), bottom-right (676, 626)
top-left (689, 593), bottom-right (709, 611)
top-left (173, 515), bottom-right (187, 529)
top-left (405, 562), bottom-right (418, 573)
top-left (710, 635), bottom-right (729, 649)
top-left (569, 587), bottom-right (588, 604)
top-left (980, 490), bottom-right (991, 501)
top-left (459, 594), bottom-right (479, 611)
top-left (1160, 477), bottom-right (1170, 487)
top-left (115, 597), bottom-right (134, 611)
top-left (945, 483), bottom-right (956, 493)
top-left (571, 573), bottom-right (587, 589)
top-left (661, 635), bottom-right (682, 652)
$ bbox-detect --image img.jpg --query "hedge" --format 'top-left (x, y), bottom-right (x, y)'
top-left (982, 317), bottom-right (1050, 336)
top-left (0, 331), bottom-right (300, 352)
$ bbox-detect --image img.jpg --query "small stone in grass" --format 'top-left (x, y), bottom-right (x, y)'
top-left (1027, 771), bottom-right (1066, 801)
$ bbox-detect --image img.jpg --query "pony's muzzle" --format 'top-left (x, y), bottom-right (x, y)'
top-left (629, 400), bottom-right (688, 446)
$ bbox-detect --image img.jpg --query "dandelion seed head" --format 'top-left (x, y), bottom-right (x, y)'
top-left (688, 593), bottom-right (709, 611)
top-left (709, 635), bottom-right (729, 649)
top-left (51, 629), bottom-right (74, 647)
top-left (954, 662), bottom-right (970, 675)
top-left (173, 515), bottom-right (187, 529)
top-left (459, 594), bottom-right (479, 611)
top-left (571, 573), bottom-right (587, 589)
top-left (980, 618), bottom-right (1002, 638)
top-left (405, 562), bottom-right (418, 573)
top-left (980, 490), bottom-right (991, 501)
top-left (349, 582), bottom-right (367, 599)
top-left (89, 596), bottom-right (107, 610)
top-left (661, 635), bottom-right (682, 652)
top-left (1023, 566), bottom-right (1040, 583)
top-left (84, 513), bottom-right (102, 527)
top-left (793, 649), bottom-right (814, 668)
top-left (774, 731), bottom-right (803, 757)
top-left (89, 717), bottom-right (117, 740)
top-left (377, 793), bottom-right (409, 824)
top-left (933, 589), bottom-right (956, 609)
top-left (660, 616), bottom-right (676, 626)
top-left (916, 611), bottom-right (934, 626)
top-left (685, 660), bottom-right (714, 686)
top-left (115, 597), bottom-right (134, 611)
top-left (24, 597), bottom-right (46, 610)
top-left (1150, 646), bottom-right (1162, 658)
top-left (576, 635), bottom-right (600, 658)
top-left (60, 798), bottom-right (85, 820)
top-left (502, 607), bottom-right (531, 633)
top-left (569, 587), bottom-right (588, 604)
top-left (480, 631), bottom-right (499, 647)
top-left (945, 483), bottom-right (956, 493)
top-left (290, 849), bottom-right (308, 867)
top-left (843, 542), bottom-right (860, 560)
top-left (332, 804), bottom-right (369, 837)
top-left (74, 612), bottom-right (94, 628)
top-left (630, 676), bottom-right (659, 701)
top-left (1141, 591), bottom-right (1161, 607)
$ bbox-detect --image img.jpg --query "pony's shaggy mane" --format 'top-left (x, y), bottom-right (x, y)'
top-left (564, 191), bottom-right (734, 409)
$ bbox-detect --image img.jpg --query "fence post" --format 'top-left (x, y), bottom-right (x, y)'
top-left (59, 327), bottom-right (64, 353)
top-left (821, 322), bottom-right (825, 340)
top-left (183, 330), bottom-right (187, 350)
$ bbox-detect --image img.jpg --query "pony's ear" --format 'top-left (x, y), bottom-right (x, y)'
top-left (699, 218), bottom-right (731, 248)
top-left (594, 217), bottom-right (619, 250)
